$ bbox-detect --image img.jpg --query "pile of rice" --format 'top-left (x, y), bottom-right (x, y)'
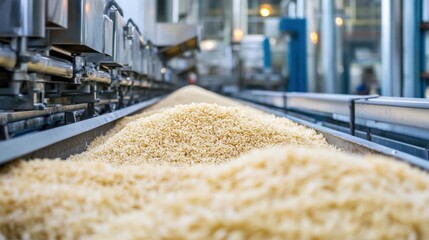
top-left (73, 103), bottom-right (331, 166)
top-left (2, 86), bottom-right (428, 239)
top-left (1, 147), bottom-right (429, 239)
top-left (85, 85), bottom-right (244, 150)
top-left (146, 85), bottom-right (243, 111)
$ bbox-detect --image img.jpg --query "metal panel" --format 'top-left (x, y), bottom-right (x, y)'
top-left (103, 15), bottom-right (113, 56)
top-left (0, 0), bottom-right (46, 37)
top-left (50, 0), bottom-right (105, 53)
top-left (142, 47), bottom-right (150, 75)
top-left (286, 93), bottom-right (376, 118)
top-left (370, 134), bottom-right (429, 160)
top-left (355, 97), bottom-right (429, 138)
top-left (234, 90), bottom-right (285, 108)
top-left (109, 10), bottom-right (127, 66)
top-left (130, 29), bottom-right (143, 74)
top-left (46, 0), bottom-right (68, 29)
top-left (287, 94), bottom-right (352, 116)
top-left (83, 0), bottom-right (106, 53)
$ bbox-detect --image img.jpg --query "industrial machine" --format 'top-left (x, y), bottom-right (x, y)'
top-left (0, 0), bottom-right (199, 140)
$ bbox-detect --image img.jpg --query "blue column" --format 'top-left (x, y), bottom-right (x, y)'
top-left (279, 18), bottom-right (307, 92)
top-left (262, 37), bottom-right (272, 70)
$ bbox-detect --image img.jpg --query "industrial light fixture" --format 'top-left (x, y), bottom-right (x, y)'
top-left (160, 67), bottom-right (167, 74)
top-left (335, 17), bottom-right (344, 26)
top-left (200, 40), bottom-right (217, 51)
top-left (259, 4), bottom-right (272, 17)
top-left (309, 31), bottom-right (318, 44)
top-left (233, 29), bottom-right (244, 42)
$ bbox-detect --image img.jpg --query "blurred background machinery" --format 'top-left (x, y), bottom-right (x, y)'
top-left (195, 0), bottom-right (428, 98)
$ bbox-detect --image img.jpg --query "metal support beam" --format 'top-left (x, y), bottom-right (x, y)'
top-left (232, 0), bottom-right (247, 42)
top-left (224, 0), bottom-right (232, 45)
top-left (381, 0), bottom-right (402, 96)
top-left (305, 0), bottom-right (318, 92)
top-left (321, 0), bottom-right (336, 93)
top-left (403, 0), bottom-right (423, 97)
top-left (143, 0), bottom-right (157, 41)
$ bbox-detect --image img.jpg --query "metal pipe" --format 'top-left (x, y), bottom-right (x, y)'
top-left (0, 103), bottom-right (87, 124)
top-left (119, 77), bottom-right (133, 86)
top-left (104, 0), bottom-right (124, 16)
top-left (84, 69), bottom-right (112, 84)
top-left (135, 80), bottom-right (151, 88)
top-left (95, 99), bottom-right (119, 106)
top-left (0, 47), bottom-right (73, 78)
top-left (27, 53), bottom-right (73, 78)
top-left (126, 19), bottom-right (142, 36)
top-left (51, 46), bottom-right (73, 57)
top-left (0, 47), bottom-right (17, 69)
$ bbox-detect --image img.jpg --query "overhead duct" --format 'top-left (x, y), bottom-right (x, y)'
top-left (153, 23), bottom-right (200, 61)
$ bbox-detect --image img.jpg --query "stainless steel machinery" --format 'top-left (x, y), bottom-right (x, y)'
top-left (0, 0), bottom-right (200, 140)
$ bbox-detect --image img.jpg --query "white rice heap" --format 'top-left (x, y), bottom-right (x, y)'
top-left (1, 147), bottom-right (429, 239)
top-left (2, 86), bottom-right (428, 239)
top-left (73, 103), bottom-right (331, 166)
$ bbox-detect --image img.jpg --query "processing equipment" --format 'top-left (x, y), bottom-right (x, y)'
top-left (0, 0), bottom-right (199, 140)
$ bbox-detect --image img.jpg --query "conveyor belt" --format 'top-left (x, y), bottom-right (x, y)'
top-left (0, 96), bottom-right (164, 165)
top-left (1, 91), bottom-right (428, 172)
top-left (240, 100), bottom-right (429, 171)
top-left (232, 90), bottom-right (429, 162)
